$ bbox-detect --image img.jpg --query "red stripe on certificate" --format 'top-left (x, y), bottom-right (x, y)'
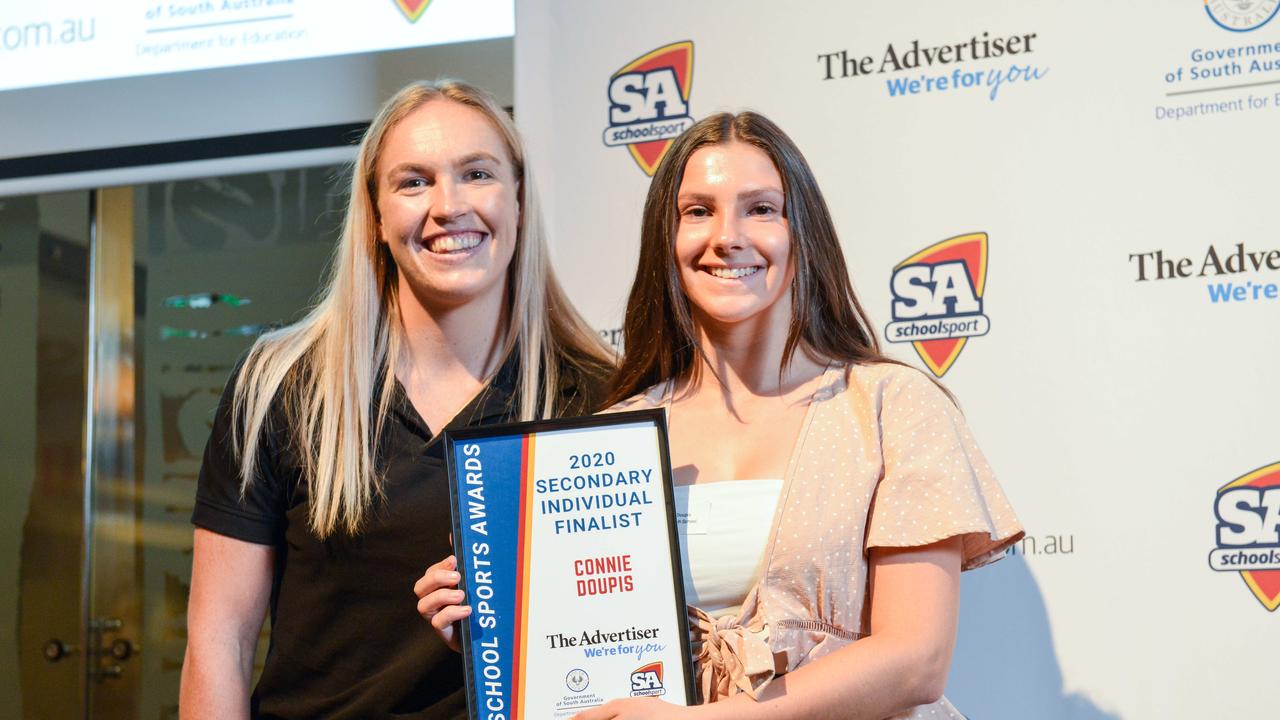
top-left (511, 433), bottom-right (536, 720)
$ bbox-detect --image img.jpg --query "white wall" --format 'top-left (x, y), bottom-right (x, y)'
top-left (516, 1), bottom-right (1280, 718)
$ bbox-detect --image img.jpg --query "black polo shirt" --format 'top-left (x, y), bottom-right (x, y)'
top-left (193, 355), bottom-right (602, 719)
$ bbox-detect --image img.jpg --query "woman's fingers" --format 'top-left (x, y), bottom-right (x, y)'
top-left (428, 602), bottom-right (472, 633)
top-left (572, 700), bottom-right (619, 719)
top-left (414, 556), bottom-right (469, 652)
top-left (413, 555), bottom-right (460, 598)
top-left (417, 587), bottom-right (467, 619)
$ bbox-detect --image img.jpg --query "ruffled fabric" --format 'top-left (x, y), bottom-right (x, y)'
top-left (862, 367), bottom-right (1023, 568)
top-left (688, 606), bottom-right (775, 701)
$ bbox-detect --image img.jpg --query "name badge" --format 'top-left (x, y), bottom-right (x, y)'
top-left (675, 491), bottom-right (711, 536)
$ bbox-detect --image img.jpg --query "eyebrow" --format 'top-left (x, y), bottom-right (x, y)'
top-left (677, 187), bottom-right (784, 204)
top-left (384, 152), bottom-right (506, 178)
top-left (456, 151), bottom-right (504, 166)
top-left (385, 162), bottom-right (428, 178)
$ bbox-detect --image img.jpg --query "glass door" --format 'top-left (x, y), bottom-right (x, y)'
top-left (1, 190), bottom-right (92, 719)
top-left (2, 163), bottom-right (346, 718)
top-left (109, 166), bottom-right (344, 719)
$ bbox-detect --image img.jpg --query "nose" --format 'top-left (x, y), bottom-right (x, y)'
top-left (710, 213), bottom-right (746, 253)
top-left (428, 178), bottom-right (468, 223)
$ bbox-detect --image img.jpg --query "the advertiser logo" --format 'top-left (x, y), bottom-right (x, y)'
top-left (1209, 461), bottom-right (1280, 611)
top-left (392, 0), bottom-right (432, 23)
top-left (1205, 0), bottom-right (1279, 32)
top-left (629, 662), bottom-right (666, 697)
top-left (603, 41), bottom-right (695, 176)
top-left (1128, 243), bottom-right (1280, 304)
top-left (817, 31), bottom-right (1047, 101)
top-left (885, 233), bottom-right (990, 378)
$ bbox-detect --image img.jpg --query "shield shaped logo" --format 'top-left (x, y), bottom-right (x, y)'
top-left (1204, 0), bottom-right (1280, 32)
top-left (629, 661), bottom-right (665, 696)
top-left (394, 0), bottom-right (432, 23)
top-left (1210, 462), bottom-right (1280, 611)
top-left (885, 232), bottom-right (991, 377)
top-left (603, 41), bottom-right (695, 176)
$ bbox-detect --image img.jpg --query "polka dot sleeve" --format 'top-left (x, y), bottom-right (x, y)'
top-left (864, 368), bottom-right (1023, 570)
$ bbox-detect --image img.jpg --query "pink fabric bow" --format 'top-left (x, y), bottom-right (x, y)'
top-left (688, 606), bottom-right (776, 702)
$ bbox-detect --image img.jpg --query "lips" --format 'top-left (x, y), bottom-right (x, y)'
top-left (702, 265), bottom-right (762, 279)
top-left (426, 231), bottom-right (485, 254)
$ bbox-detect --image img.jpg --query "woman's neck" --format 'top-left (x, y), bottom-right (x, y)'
top-left (395, 279), bottom-right (508, 385)
top-left (687, 302), bottom-right (826, 400)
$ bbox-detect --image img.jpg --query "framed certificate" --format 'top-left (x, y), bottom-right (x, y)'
top-left (444, 409), bottom-right (695, 720)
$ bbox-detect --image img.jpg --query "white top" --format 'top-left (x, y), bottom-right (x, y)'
top-left (673, 479), bottom-right (783, 616)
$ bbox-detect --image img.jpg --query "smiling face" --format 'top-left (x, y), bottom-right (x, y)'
top-left (375, 99), bottom-right (519, 314)
top-left (674, 141), bottom-right (793, 332)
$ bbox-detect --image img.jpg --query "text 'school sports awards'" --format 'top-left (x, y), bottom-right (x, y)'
top-left (445, 410), bottom-right (694, 720)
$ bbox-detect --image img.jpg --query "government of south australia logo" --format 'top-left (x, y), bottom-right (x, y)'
top-left (565, 668), bottom-right (590, 693)
top-left (1209, 461), bottom-right (1280, 611)
top-left (629, 662), bottom-right (665, 697)
top-left (1205, 0), bottom-right (1280, 31)
top-left (603, 41), bottom-right (695, 176)
top-left (885, 232), bottom-right (990, 377)
top-left (392, 0), bottom-right (432, 23)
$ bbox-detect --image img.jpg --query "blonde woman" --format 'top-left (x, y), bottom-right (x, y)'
top-left (181, 81), bottom-right (612, 719)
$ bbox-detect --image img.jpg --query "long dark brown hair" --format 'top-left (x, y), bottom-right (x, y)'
top-left (605, 111), bottom-right (901, 406)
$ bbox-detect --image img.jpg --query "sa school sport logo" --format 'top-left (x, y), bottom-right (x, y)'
top-left (1209, 461), bottom-right (1280, 611)
top-left (629, 662), bottom-right (666, 697)
top-left (1205, 0), bottom-right (1280, 31)
top-left (392, 0), bottom-right (432, 23)
top-left (885, 232), bottom-right (991, 377)
top-left (603, 41), bottom-right (695, 176)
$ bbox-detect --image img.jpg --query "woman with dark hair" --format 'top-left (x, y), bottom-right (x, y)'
top-left (420, 111), bottom-right (1021, 719)
top-left (589, 111), bottom-right (1022, 719)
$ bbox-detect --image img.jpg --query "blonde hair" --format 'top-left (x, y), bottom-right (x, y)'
top-left (232, 80), bottom-right (611, 537)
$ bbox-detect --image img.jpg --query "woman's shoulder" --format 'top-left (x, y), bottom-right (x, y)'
top-left (599, 382), bottom-right (667, 415)
top-left (831, 361), bottom-right (958, 418)
top-left (553, 352), bottom-right (616, 416)
top-left (840, 360), bottom-right (946, 395)
top-left (211, 347), bottom-right (306, 451)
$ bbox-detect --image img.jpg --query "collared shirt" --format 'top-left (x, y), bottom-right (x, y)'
top-left (193, 354), bottom-right (602, 719)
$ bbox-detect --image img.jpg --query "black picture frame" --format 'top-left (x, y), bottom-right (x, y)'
top-left (443, 408), bottom-right (696, 719)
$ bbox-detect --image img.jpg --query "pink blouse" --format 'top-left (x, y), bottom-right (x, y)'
top-left (612, 362), bottom-right (1024, 717)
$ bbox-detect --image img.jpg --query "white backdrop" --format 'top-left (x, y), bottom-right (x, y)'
top-left (515, 1), bottom-right (1280, 718)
